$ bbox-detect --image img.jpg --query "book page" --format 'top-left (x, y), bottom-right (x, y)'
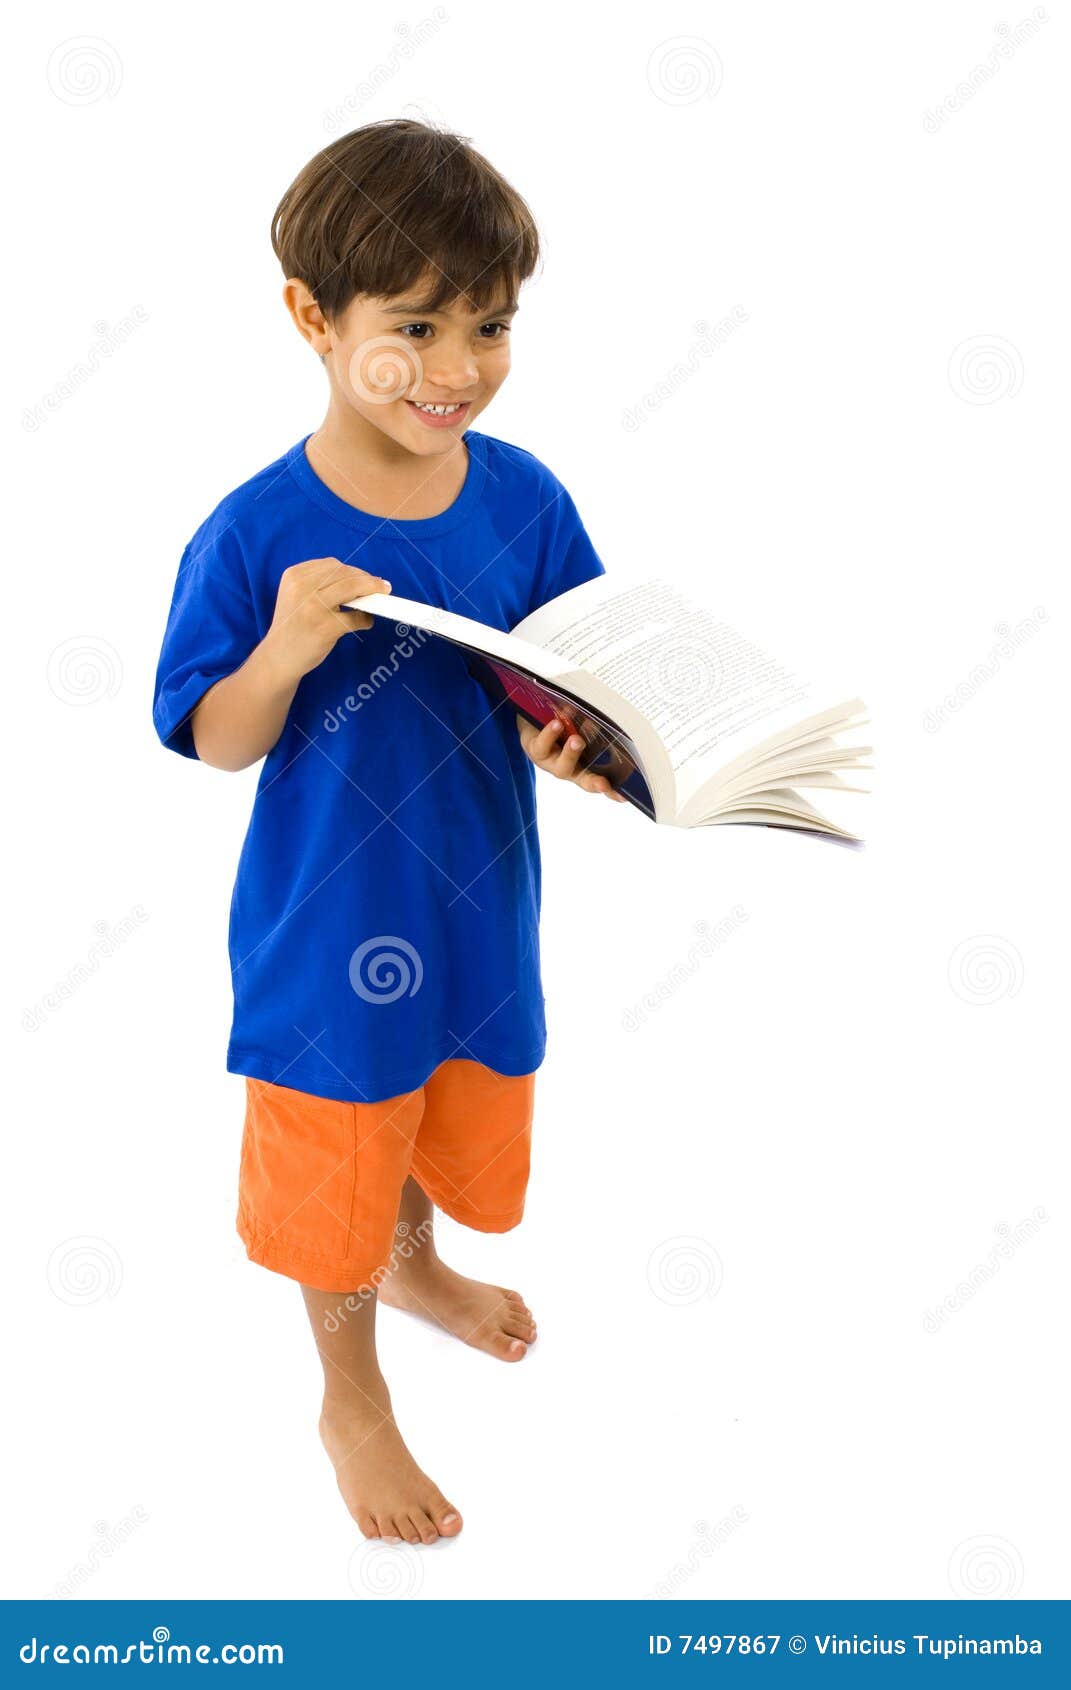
top-left (349, 588), bottom-right (678, 819)
top-left (349, 591), bottom-right (575, 681)
top-left (514, 577), bottom-right (813, 786)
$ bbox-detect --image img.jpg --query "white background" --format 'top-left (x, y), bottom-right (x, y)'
top-left (5, 0), bottom-right (1066, 1603)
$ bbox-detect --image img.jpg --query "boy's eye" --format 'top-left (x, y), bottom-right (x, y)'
top-left (396, 321), bottom-right (511, 341)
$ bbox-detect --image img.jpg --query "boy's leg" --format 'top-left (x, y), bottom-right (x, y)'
top-left (301, 1280), bottom-right (462, 1543)
top-left (376, 1058), bottom-right (539, 1359)
top-left (378, 1175), bottom-right (537, 1360)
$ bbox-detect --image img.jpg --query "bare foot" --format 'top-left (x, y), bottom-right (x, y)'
top-left (319, 1386), bottom-right (462, 1542)
top-left (379, 1258), bottom-right (538, 1361)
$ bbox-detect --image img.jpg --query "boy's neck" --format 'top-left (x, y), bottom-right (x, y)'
top-left (307, 402), bottom-right (469, 522)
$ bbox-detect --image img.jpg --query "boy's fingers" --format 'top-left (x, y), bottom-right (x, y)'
top-left (521, 717), bottom-right (626, 801)
top-left (326, 564), bottom-right (393, 602)
top-left (525, 718), bottom-right (568, 762)
top-left (335, 607), bottom-right (375, 632)
top-left (551, 729), bottom-right (586, 774)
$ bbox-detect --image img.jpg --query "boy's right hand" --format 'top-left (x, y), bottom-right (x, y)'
top-left (264, 558), bottom-right (392, 681)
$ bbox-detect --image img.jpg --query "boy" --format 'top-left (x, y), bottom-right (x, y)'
top-left (153, 119), bottom-right (624, 1545)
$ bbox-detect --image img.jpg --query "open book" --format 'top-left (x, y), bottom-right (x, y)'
top-left (347, 576), bottom-right (871, 839)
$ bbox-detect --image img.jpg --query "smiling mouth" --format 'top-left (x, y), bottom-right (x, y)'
top-left (407, 399), bottom-right (472, 416)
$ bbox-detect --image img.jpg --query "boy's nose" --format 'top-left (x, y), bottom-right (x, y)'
top-left (426, 351), bottom-right (479, 390)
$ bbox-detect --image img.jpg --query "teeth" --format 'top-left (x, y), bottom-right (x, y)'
top-left (412, 401), bottom-right (463, 415)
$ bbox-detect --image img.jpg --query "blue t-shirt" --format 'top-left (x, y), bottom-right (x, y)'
top-left (153, 429), bottom-right (606, 1103)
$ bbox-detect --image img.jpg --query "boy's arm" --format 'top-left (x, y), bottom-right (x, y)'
top-left (191, 558), bottom-right (391, 770)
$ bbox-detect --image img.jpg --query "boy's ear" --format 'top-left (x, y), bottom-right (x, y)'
top-left (282, 278), bottom-right (331, 356)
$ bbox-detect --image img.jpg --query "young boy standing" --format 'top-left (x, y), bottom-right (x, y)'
top-left (153, 119), bottom-right (624, 1544)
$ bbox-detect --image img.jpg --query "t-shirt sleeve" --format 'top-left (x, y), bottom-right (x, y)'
top-left (523, 473), bottom-right (606, 621)
top-left (152, 519), bottom-right (262, 760)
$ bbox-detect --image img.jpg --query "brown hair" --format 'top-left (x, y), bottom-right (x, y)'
top-left (271, 119), bottom-right (540, 323)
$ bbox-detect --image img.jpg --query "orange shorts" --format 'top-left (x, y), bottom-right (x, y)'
top-left (236, 1058), bottom-right (536, 1293)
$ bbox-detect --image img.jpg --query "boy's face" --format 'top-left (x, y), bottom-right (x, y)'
top-left (312, 275), bottom-right (517, 457)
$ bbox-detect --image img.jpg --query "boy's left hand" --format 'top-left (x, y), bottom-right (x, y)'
top-left (516, 713), bottom-right (627, 802)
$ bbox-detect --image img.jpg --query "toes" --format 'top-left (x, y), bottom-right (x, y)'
top-left (503, 1312), bottom-right (536, 1340)
top-left (355, 1508), bottom-right (379, 1539)
top-left (500, 1290), bottom-right (535, 1323)
top-left (409, 1509), bottom-right (439, 1545)
top-left (492, 1330), bottom-right (528, 1361)
top-left (432, 1501), bottom-right (463, 1537)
